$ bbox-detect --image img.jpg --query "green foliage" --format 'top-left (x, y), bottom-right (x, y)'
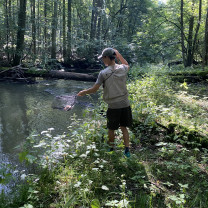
top-left (128, 66), bottom-right (208, 143)
top-left (1, 65), bottom-right (208, 207)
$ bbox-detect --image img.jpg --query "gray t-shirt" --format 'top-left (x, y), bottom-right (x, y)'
top-left (95, 64), bottom-right (130, 109)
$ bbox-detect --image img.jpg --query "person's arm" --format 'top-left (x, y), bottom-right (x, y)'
top-left (114, 49), bottom-right (130, 71)
top-left (64, 84), bottom-right (100, 111)
top-left (77, 83), bottom-right (100, 96)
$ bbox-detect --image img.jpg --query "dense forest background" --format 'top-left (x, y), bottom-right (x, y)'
top-left (1, 0), bottom-right (208, 69)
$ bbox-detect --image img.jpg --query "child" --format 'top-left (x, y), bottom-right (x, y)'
top-left (77, 48), bottom-right (132, 157)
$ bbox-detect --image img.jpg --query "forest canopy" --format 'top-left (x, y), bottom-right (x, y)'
top-left (0, 0), bottom-right (208, 68)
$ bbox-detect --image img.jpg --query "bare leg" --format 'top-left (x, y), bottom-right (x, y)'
top-left (120, 126), bottom-right (130, 147)
top-left (108, 129), bottom-right (115, 147)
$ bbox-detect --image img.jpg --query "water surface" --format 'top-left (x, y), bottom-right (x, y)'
top-left (0, 79), bottom-right (96, 193)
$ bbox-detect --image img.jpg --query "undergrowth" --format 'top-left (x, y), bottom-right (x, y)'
top-left (1, 65), bottom-right (208, 208)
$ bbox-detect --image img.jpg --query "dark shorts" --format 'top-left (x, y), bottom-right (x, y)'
top-left (107, 106), bottom-right (132, 130)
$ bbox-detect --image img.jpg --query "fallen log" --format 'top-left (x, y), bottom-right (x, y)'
top-left (0, 66), bottom-right (97, 82)
top-left (48, 70), bottom-right (97, 82)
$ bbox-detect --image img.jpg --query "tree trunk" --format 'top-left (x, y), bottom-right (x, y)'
top-left (186, 16), bottom-right (194, 67)
top-left (96, 0), bottom-right (103, 40)
top-left (180, 0), bottom-right (186, 66)
top-left (90, 0), bottom-right (96, 40)
top-left (44, 0), bottom-right (47, 53)
top-left (31, 0), bottom-right (36, 59)
top-left (37, 0), bottom-right (40, 54)
top-left (11, 0), bottom-right (15, 61)
top-left (116, 0), bottom-right (125, 35)
top-left (13, 0), bottom-right (27, 66)
top-left (51, 0), bottom-right (58, 59)
top-left (192, 0), bottom-right (202, 64)
top-left (5, 0), bottom-right (10, 62)
top-left (63, 0), bottom-right (67, 61)
top-left (204, 8), bottom-right (208, 65)
top-left (66, 0), bottom-right (72, 62)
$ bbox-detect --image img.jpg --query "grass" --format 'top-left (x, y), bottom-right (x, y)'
top-left (1, 65), bottom-right (208, 207)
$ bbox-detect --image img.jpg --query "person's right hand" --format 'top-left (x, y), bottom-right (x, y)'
top-left (77, 90), bottom-right (86, 96)
top-left (64, 105), bottom-right (72, 111)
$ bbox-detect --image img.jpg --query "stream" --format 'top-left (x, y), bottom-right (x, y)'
top-left (0, 79), bottom-right (97, 194)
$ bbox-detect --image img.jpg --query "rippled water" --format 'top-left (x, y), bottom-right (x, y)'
top-left (0, 79), bottom-right (97, 193)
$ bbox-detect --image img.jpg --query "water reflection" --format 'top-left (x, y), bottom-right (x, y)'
top-left (0, 79), bottom-right (96, 193)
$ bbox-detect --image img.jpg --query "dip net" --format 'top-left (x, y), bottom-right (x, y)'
top-left (52, 94), bottom-right (77, 110)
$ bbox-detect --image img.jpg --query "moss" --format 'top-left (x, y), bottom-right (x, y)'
top-left (0, 67), bottom-right (10, 71)
top-left (25, 68), bottom-right (48, 76)
top-left (166, 123), bottom-right (208, 148)
top-left (168, 70), bottom-right (208, 78)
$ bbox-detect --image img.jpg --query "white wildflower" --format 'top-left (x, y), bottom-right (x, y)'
top-left (101, 185), bottom-right (109, 191)
top-left (56, 181), bottom-right (61, 185)
top-left (85, 150), bottom-right (90, 155)
top-left (92, 168), bottom-right (99, 171)
top-left (33, 142), bottom-right (46, 148)
top-left (93, 159), bottom-right (100, 164)
top-left (94, 153), bottom-right (100, 157)
top-left (41, 131), bottom-right (48, 134)
top-left (45, 133), bottom-right (52, 138)
top-left (48, 128), bottom-right (54, 131)
top-left (117, 199), bottom-right (129, 207)
top-left (20, 173), bottom-right (27, 180)
top-left (83, 188), bottom-right (89, 192)
top-left (105, 200), bottom-right (119, 207)
top-left (80, 154), bottom-right (87, 158)
top-left (74, 181), bottom-right (81, 187)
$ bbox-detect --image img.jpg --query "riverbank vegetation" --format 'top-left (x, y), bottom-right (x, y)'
top-left (1, 65), bottom-right (208, 208)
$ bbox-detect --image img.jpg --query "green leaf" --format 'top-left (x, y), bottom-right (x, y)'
top-left (26, 154), bottom-right (37, 163)
top-left (19, 151), bottom-right (28, 162)
top-left (91, 199), bottom-right (101, 208)
top-left (64, 194), bottom-right (75, 208)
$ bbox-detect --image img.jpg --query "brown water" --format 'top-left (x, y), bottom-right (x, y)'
top-left (0, 79), bottom-right (97, 193)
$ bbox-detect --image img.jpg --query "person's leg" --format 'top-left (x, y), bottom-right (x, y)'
top-left (107, 108), bottom-right (119, 150)
top-left (108, 129), bottom-right (115, 150)
top-left (120, 126), bottom-right (130, 147)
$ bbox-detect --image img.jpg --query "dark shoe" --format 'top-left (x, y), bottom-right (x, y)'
top-left (124, 151), bottom-right (130, 158)
top-left (108, 147), bottom-right (114, 152)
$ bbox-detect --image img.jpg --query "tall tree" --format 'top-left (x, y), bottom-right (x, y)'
top-left (90, 0), bottom-right (96, 40)
top-left (96, 0), bottom-right (103, 40)
top-left (31, 0), bottom-right (36, 59)
top-left (204, 6), bottom-right (208, 65)
top-left (181, 0), bottom-right (186, 66)
top-left (44, 0), bottom-right (47, 55)
top-left (51, 0), bottom-right (58, 59)
top-left (67, 0), bottom-right (72, 62)
top-left (185, 0), bottom-right (202, 67)
top-left (63, 0), bottom-right (67, 61)
top-left (13, 0), bottom-right (27, 66)
top-left (192, 0), bottom-right (202, 59)
top-left (5, 0), bottom-right (10, 62)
